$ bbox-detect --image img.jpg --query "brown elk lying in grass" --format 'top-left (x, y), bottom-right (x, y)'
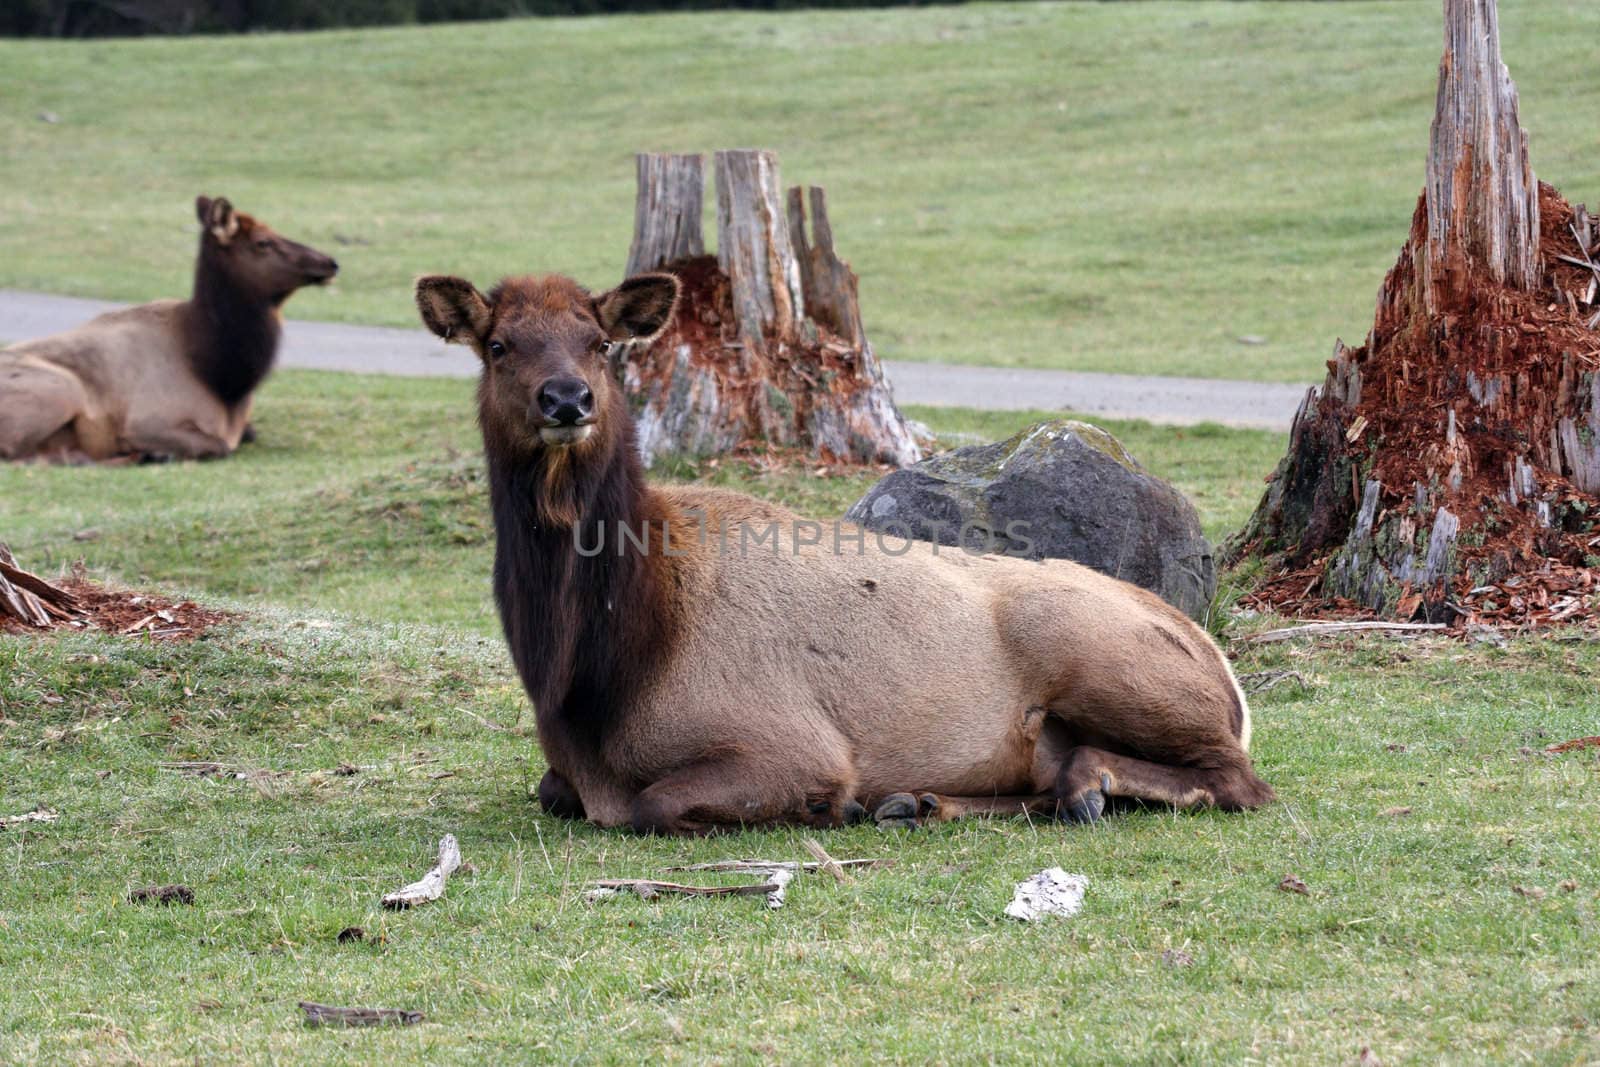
top-left (0, 196), bottom-right (337, 463)
top-left (415, 268), bottom-right (1274, 834)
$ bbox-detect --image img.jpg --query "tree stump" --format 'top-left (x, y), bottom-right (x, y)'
top-left (620, 149), bottom-right (923, 468)
top-left (625, 153), bottom-right (704, 281)
top-left (0, 544), bottom-right (78, 628)
top-left (1231, 0), bottom-right (1600, 629)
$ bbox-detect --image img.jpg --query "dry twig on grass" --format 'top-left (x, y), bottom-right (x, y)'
top-left (659, 857), bottom-right (893, 874)
top-left (0, 807), bottom-right (59, 828)
top-left (592, 851), bottom-right (892, 909)
top-left (586, 878), bottom-right (783, 901)
top-left (298, 1001), bottom-right (423, 1028)
top-left (1242, 621), bottom-right (1449, 645)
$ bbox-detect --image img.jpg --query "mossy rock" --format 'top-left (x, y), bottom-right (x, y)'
top-left (845, 419), bottom-right (1216, 621)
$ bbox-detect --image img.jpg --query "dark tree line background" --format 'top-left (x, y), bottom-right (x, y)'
top-left (2, 0), bottom-right (949, 36)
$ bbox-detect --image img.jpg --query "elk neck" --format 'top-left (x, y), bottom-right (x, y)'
top-left (486, 420), bottom-right (680, 752)
top-left (184, 245), bottom-right (283, 409)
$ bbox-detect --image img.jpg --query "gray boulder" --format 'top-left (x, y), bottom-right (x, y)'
top-left (844, 419), bottom-right (1216, 621)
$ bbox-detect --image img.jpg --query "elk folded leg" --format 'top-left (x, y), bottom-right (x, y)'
top-left (871, 791), bottom-right (1060, 829)
top-left (629, 756), bottom-right (855, 836)
top-left (1054, 745), bottom-right (1275, 823)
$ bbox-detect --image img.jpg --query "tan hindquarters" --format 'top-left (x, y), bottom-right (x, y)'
top-left (0, 355), bottom-right (112, 460)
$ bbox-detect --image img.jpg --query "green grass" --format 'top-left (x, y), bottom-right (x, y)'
top-left (0, 370), bottom-right (1284, 633)
top-left (2, 1), bottom-right (1596, 382)
top-left (3, 374), bottom-right (1599, 1062)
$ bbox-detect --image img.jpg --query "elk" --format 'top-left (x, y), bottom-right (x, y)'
top-left (0, 196), bottom-right (337, 462)
top-left (415, 269), bottom-right (1274, 834)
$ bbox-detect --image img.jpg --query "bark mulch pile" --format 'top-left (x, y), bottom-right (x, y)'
top-left (0, 550), bottom-right (231, 641)
top-left (1240, 183), bottom-right (1600, 632)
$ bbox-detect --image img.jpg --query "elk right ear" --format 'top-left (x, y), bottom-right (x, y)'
top-left (415, 275), bottom-right (492, 345)
top-left (197, 195), bottom-right (239, 245)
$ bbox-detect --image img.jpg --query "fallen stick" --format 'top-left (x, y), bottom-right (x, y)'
top-left (298, 1001), bottom-right (424, 1028)
top-left (382, 834), bottom-right (461, 909)
top-left (801, 838), bottom-right (850, 883)
top-left (1238, 669), bottom-right (1312, 694)
top-left (1242, 621), bottom-right (1449, 644)
top-left (1556, 252), bottom-right (1600, 276)
top-left (0, 807), bottom-right (59, 828)
top-left (587, 877), bottom-right (781, 900)
top-left (661, 858), bottom-right (893, 874)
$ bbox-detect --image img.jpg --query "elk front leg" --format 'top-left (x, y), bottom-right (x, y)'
top-left (536, 768), bottom-right (586, 821)
top-left (630, 757), bottom-right (859, 836)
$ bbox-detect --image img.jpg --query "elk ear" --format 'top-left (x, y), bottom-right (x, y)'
top-left (415, 275), bottom-right (492, 346)
top-left (593, 273), bottom-right (680, 343)
top-left (199, 196), bottom-right (239, 245)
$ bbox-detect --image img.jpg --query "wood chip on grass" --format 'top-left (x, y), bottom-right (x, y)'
top-left (381, 834), bottom-right (461, 909)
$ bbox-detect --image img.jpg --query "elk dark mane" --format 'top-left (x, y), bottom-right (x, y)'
top-left (184, 219), bottom-right (284, 408)
top-left (486, 412), bottom-right (678, 753)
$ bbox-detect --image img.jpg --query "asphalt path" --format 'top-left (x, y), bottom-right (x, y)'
top-left (0, 289), bottom-right (1310, 431)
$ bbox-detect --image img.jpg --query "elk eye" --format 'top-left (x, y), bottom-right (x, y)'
top-left (254, 239), bottom-right (270, 249)
top-left (488, 340), bottom-right (507, 359)
top-left (597, 340), bottom-right (614, 357)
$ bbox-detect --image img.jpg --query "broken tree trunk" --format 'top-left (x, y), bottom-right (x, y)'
top-left (620, 148), bottom-right (923, 467)
top-left (1231, 0), bottom-right (1600, 629)
top-left (1421, 0), bottom-right (1540, 308)
top-left (0, 544), bottom-right (78, 628)
top-left (625, 153), bottom-right (704, 281)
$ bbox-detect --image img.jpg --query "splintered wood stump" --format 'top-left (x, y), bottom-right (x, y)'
top-left (1231, 0), bottom-right (1600, 629)
top-left (1422, 0), bottom-right (1540, 308)
top-left (0, 544), bottom-right (79, 628)
top-left (625, 153), bottom-right (704, 280)
top-left (620, 149), bottom-right (923, 467)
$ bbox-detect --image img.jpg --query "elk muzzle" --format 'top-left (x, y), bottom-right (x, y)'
top-left (536, 375), bottom-right (596, 446)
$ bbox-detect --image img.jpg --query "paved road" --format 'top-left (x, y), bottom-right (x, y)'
top-left (0, 289), bottom-right (1311, 431)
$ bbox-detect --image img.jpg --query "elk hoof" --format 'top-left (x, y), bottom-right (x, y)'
top-left (1061, 782), bottom-right (1108, 824)
top-left (842, 800), bottom-right (869, 825)
top-left (873, 792), bottom-right (923, 829)
top-left (138, 452), bottom-right (174, 465)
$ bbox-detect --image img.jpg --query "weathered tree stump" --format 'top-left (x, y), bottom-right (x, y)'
top-left (1231, 0), bottom-right (1600, 629)
top-left (0, 544), bottom-right (78, 628)
top-left (625, 153), bottom-right (704, 281)
top-left (1421, 0), bottom-right (1540, 308)
top-left (620, 148), bottom-right (923, 468)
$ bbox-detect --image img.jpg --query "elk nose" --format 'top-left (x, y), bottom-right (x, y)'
top-left (537, 377), bottom-right (594, 425)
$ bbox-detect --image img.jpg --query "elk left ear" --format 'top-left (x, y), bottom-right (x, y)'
top-left (203, 196), bottom-right (239, 246)
top-left (593, 273), bottom-right (680, 343)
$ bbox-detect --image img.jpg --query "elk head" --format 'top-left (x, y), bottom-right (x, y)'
top-left (196, 195), bottom-right (339, 306)
top-left (414, 271), bottom-right (680, 458)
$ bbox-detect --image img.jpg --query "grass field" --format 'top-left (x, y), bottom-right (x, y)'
top-left (2, 1), bottom-right (1597, 382)
top-left (3, 375), bottom-right (1599, 1062)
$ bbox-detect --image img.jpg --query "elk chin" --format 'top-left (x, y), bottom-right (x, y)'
top-left (539, 424), bottom-right (594, 448)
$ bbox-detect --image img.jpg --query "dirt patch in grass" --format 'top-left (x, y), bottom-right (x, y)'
top-left (1, 578), bottom-right (234, 641)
